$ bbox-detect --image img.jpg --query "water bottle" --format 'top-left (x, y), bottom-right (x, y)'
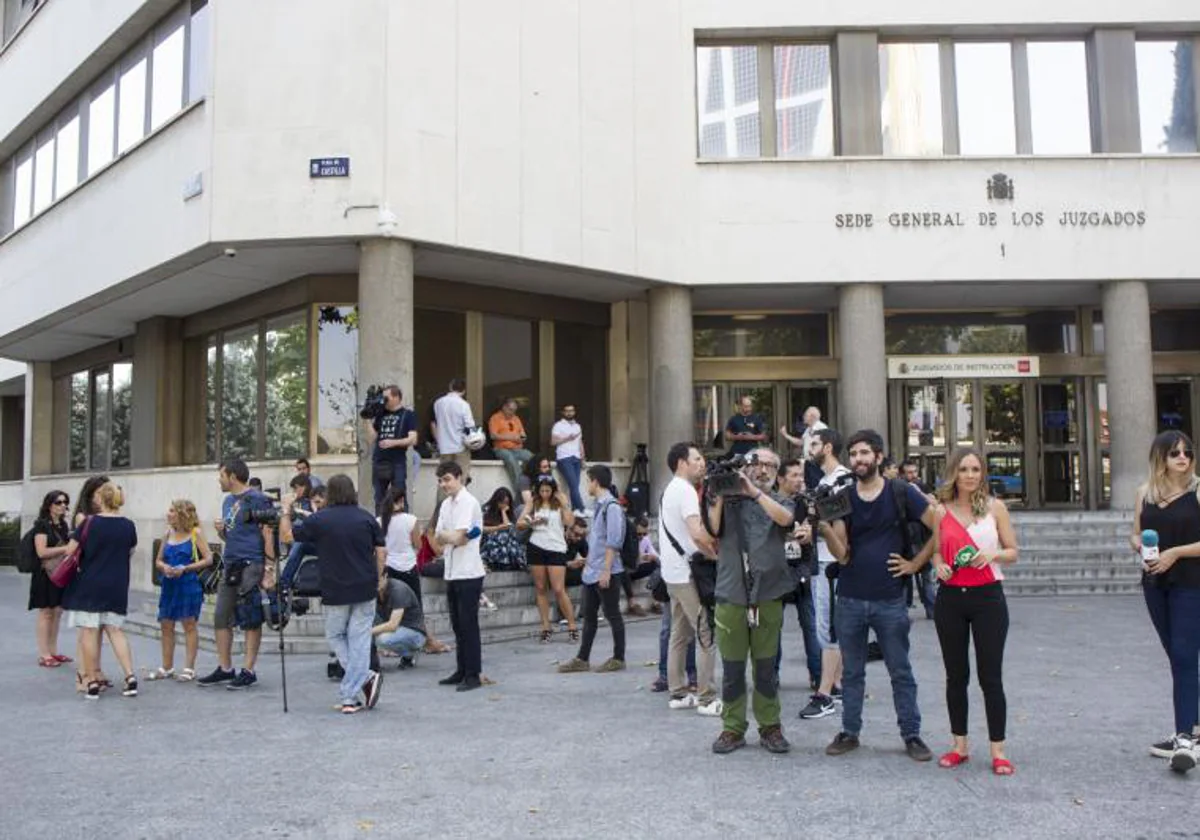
top-left (1141, 529), bottom-right (1159, 564)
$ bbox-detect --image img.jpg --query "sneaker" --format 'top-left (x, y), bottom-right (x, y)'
top-left (398, 656), bottom-right (415, 670)
top-left (362, 670), bottom-right (383, 710)
top-left (712, 730), bottom-right (746, 755)
top-left (626, 603), bottom-right (647, 617)
top-left (798, 693), bottom-right (836, 719)
top-left (438, 671), bottom-right (465, 686)
top-left (226, 669), bottom-right (257, 690)
top-left (197, 666), bottom-right (236, 687)
top-left (696, 697), bottom-right (723, 717)
top-left (826, 731), bottom-right (860, 756)
top-left (831, 686), bottom-right (843, 704)
top-left (905, 736), bottom-right (934, 762)
top-left (651, 677), bottom-right (669, 693)
top-left (455, 676), bottom-right (483, 692)
top-left (341, 701), bottom-right (363, 715)
top-left (557, 658), bottom-right (591, 674)
top-left (668, 693), bottom-right (698, 710)
top-left (557, 618), bottom-right (569, 627)
top-left (595, 658), bottom-right (626, 673)
top-left (759, 725), bottom-right (791, 754)
top-left (1151, 736), bottom-right (1176, 759)
top-left (1170, 734), bottom-right (1198, 774)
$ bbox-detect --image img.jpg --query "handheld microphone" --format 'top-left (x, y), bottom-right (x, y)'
top-left (1141, 529), bottom-right (1159, 564)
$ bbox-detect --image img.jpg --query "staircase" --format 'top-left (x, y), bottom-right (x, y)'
top-left (1004, 511), bottom-right (1139, 596)
top-left (123, 570), bottom-right (659, 656)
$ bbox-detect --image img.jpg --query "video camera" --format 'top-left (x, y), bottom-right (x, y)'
top-left (794, 472), bottom-right (855, 523)
top-left (704, 452), bottom-right (760, 498)
top-left (359, 384), bottom-right (387, 421)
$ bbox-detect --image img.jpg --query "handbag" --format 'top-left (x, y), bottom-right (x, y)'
top-left (49, 516), bottom-right (92, 588)
top-left (197, 539), bottom-right (223, 596)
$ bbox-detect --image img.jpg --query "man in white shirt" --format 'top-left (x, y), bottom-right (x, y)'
top-left (432, 378), bottom-right (477, 480)
top-left (658, 442), bottom-right (720, 715)
top-left (430, 460), bottom-right (485, 692)
top-left (551, 404), bottom-right (586, 514)
top-left (780, 406), bottom-right (829, 490)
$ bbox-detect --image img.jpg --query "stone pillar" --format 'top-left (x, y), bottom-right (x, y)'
top-left (1102, 280), bottom-right (1156, 509)
top-left (837, 283), bottom-right (889, 449)
top-left (357, 238), bottom-right (415, 507)
top-left (608, 300), bottom-right (650, 465)
top-left (131, 317), bottom-right (184, 468)
top-left (647, 286), bottom-right (693, 505)
top-left (1089, 30), bottom-right (1140, 153)
top-left (25, 362), bottom-right (52, 479)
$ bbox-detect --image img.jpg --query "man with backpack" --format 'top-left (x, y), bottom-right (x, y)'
top-left (557, 465), bottom-right (628, 674)
top-left (822, 429), bottom-right (938, 762)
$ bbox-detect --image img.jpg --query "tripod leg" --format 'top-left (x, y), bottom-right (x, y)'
top-left (276, 574), bottom-right (288, 713)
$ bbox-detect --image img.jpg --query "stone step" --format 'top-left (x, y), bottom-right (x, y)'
top-left (1003, 564), bottom-right (1144, 581)
top-left (1018, 537), bottom-right (1129, 550)
top-left (122, 610), bottom-right (333, 655)
top-left (1016, 550), bottom-right (1135, 564)
top-left (1001, 580), bottom-right (1142, 596)
top-left (1011, 512), bottom-right (1128, 524)
top-left (1013, 526), bottom-right (1129, 540)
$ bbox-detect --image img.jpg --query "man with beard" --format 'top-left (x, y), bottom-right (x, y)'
top-left (822, 429), bottom-right (938, 762)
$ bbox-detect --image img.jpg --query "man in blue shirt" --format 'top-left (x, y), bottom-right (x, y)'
top-left (557, 465), bottom-right (627, 674)
top-left (822, 429), bottom-right (938, 762)
top-left (724, 396), bottom-right (768, 457)
top-left (199, 459), bottom-right (277, 690)
top-left (364, 386), bottom-right (418, 514)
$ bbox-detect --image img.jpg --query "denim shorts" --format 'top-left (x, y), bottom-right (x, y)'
top-left (68, 610), bottom-right (125, 629)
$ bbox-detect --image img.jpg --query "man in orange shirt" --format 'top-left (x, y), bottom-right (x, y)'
top-left (488, 398), bottom-right (533, 491)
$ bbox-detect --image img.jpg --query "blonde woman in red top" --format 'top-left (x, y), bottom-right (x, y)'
top-left (903, 446), bottom-right (1019, 775)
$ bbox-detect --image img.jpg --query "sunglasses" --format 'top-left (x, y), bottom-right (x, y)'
top-left (1169, 449), bottom-right (1195, 460)
top-left (53, 498), bottom-right (69, 505)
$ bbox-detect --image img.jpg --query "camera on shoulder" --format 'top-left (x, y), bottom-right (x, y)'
top-left (794, 473), bottom-right (854, 523)
top-left (359, 384), bottom-right (388, 421)
top-left (704, 452), bottom-right (758, 498)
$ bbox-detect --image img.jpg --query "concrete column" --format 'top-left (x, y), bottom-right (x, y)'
top-left (357, 238), bottom-right (415, 505)
top-left (647, 286), bottom-right (693, 505)
top-left (131, 317), bottom-right (184, 468)
top-left (25, 362), bottom-right (52, 478)
top-left (1102, 280), bottom-right (1156, 509)
top-left (835, 31), bottom-right (882, 156)
top-left (1089, 29), bottom-right (1141, 153)
top-left (608, 300), bottom-right (650, 464)
top-left (837, 283), bottom-right (889, 449)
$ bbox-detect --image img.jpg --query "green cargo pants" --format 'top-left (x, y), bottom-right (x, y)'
top-left (714, 600), bottom-right (784, 737)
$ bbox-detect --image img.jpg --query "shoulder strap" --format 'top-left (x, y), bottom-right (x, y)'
top-left (659, 492), bottom-right (686, 557)
top-left (891, 479), bottom-right (913, 559)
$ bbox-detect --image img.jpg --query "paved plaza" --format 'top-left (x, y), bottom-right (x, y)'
top-left (0, 568), bottom-right (1194, 839)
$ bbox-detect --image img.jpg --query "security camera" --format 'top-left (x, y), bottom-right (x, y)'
top-left (223, 248), bottom-right (238, 258)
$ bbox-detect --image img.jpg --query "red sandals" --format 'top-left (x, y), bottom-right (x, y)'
top-left (37, 656), bottom-right (61, 668)
top-left (938, 751), bottom-right (969, 768)
top-left (992, 758), bottom-right (1015, 776)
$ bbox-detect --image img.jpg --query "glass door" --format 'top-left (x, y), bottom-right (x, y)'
top-left (1037, 379), bottom-right (1084, 505)
top-left (902, 381), bottom-right (948, 489)
top-left (783, 382), bottom-right (835, 453)
top-left (1156, 380), bottom-right (1193, 437)
top-left (982, 381), bottom-right (1027, 506)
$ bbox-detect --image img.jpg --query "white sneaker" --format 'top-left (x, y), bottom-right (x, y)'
top-left (668, 693), bottom-right (698, 710)
top-left (1170, 734), bottom-right (1198, 774)
top-left (696, 698), bottom-right (723, 717)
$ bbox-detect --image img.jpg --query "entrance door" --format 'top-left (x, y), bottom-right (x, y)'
top-left (784, 382), bottom-right (836, 445)
top-left (1156, 380), bottom-right (1193, 437)
top-left (900, 381), bottom-right (949, 489)
top-left (1037, 379), bottom-right (1084, 505)
top-left (981, 381), bottom-right (1028, 506)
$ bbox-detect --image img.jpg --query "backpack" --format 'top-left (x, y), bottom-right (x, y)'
top-left (598, 499), bottom-right (638, 569)
top-left (18, 527), bottom-right (39, 573)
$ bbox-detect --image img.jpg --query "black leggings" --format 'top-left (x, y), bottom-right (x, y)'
top-left (577, 575), bottom-right (626, 663)
top-left (934, 582), bottom-right (1009, 742)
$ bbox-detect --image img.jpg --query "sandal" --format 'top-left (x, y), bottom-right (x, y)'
top-left (52, 654), bottom-right (73, 664)
top-left (992, 758), bottom-right (1015, 776)
top-left (176, 668), bottom-right (196, 682)
top-left (85, 680), bottom-right (101, 700)
top-left (539, 629), bottom-right (552, 644)
top-left (38, 656), bottom-right (61, 668)
top-left (938, 752), bottom-right (969, 768)
top-left (568, 628), bottom-right (580, 643)
top-left (122, 675), bottom-right (138, 697)
top-left (146, 667), bottom-right (175, 681)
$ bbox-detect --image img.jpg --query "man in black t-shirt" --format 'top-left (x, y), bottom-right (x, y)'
top-left (373, 577), bottom-right (426, 667)
top-left (365, 386), bottom-right (418, 513)
top-left (725, 396), bottom-right (769, 457)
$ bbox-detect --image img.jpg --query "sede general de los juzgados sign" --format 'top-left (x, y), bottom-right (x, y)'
top-left (833, 173), bottom-right (1147, 231)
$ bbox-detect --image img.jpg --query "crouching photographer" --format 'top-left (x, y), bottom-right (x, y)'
top-left (705, 448), bottom-right (798, 755)
top-left (280, 475), bottom-right (387, 714)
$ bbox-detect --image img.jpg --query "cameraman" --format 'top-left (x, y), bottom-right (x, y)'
top-left (706, 449), bottom-right (797, 755)
top-left (199, 459), bottom-right (277, 690)
top-left (363, 385), bottom-right (417, 514)
top-left (280, 474), bottom-right (386, 714)
top-left (821, 429), bottom-right (937, 762)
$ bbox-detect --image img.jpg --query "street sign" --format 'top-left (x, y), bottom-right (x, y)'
top-left (309, 157), bottom-right (350, 178)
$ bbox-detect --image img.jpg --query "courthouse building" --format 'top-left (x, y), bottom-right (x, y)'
top-left (1, 0), bottom-right (1199, 586)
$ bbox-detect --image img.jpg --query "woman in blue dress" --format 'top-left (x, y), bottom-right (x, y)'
top-left (149, 499), bottom-right (213, 682)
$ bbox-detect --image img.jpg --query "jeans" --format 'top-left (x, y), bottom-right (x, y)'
top-left (836, 594), bottom-right (921, 740)
top-left (372, 457), bottom-right (407, 515)
top-left (447, 577), bottom-right (484, 679)
top-left (775, 580), bottom-right (822, 685)
top-left (280, 541), bottom-right (314, 589)
top-left (556, 456), bottom-right (585, 512)
top-left (658, 608), bottom-right (696, 682)
top-left (577, 575), bottom-right (625, 662)
top-left (907, 567), bottom-right (937, 619)
top-left (496, 448), bottom-right (532, 492)
top-left (934, 582), bottom-right (1009, 741)
top-left (324, 600), bottom-right (376, 705)
top-left (716, 600), bottom-right (784, 736)
top-left (1143, 582), bottom-right (1200, 735)
top-left (378, 626), bottom-right (427, 657)
top-left (813, 561), bottom-right (838, 649)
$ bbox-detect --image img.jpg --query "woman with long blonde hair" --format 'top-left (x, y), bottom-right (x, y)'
top-left (149, 499), bottom-right (213, 682)
top-left (1131, 431), bottom-right (1200, 773)
top-left (921, 447), bottom-right (1019, 775)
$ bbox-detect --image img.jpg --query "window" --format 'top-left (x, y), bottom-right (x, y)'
top-left (1027, 41), bottom-right (1091, 154)
top-left (188, 1), bottom-right (211, 103)
top-left (1137, 40), bottom-right (1197, 153)
top-left (315, 306), bottom-right (359, 455)
top-left (483, 315), bottom-right (538, 445)
top-left (87, 83), bottom-right (116, 176)
top-left (886, 311), bottom-right (1079, 355)
top-left (117, 58), bottom-right (148, 154)
top-left (219, 326), bottom-right (261, 460)
top-left (13, 153), bottom-right (33, 228)
top-left (54, 116), bottom-right (80, 196)
top-left (774, 44), bottom-right (833, 158)
top-left (696, 46), bottom-right (761, 158)
top-left (414, 309), bottom-right (467, 439)
top-left (32, 133), bottom-right (55, 214)
top-left (555, 322), bottom-right (610, 460)
top-left (65, 361), bottom-right (133, 472)
top-left (1151, 309), bottom-right (1200, 351)
top-left (954, 43), bottom-right (1016, 155)
top-left (263, 313), bottom-right (308, 460)
top-left (879, 42), bottom-right (944, 156)
top-left (151, 23), bottom-right (186, 130)
top-left (694, 314), bottom-right (830, 357)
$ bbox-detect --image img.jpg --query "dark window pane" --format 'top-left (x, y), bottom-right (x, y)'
top-left (483, 315), bottom-right (538, 448)
top-left (1152, 309), bottom-right (1200, 351)
top-left (110, 362), bottom-right (132, 469)
top-left (886, 311), bottom-right (1078, 355)
top-left (206, 338), bottom-right (218, 462)
top-left (554, 322), bottom-right (609, 461)
top-left (414, 308), bottom-right (467, 444)
top-left (69, 372), bottom-right (88, 471)
top-left (694, 314), bottom-right (830, 357)
top-left (90, 371), bottom-right (110, 471)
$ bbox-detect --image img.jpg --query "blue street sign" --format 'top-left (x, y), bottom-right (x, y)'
top-left (309, 157), bottom-right (350, 178)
